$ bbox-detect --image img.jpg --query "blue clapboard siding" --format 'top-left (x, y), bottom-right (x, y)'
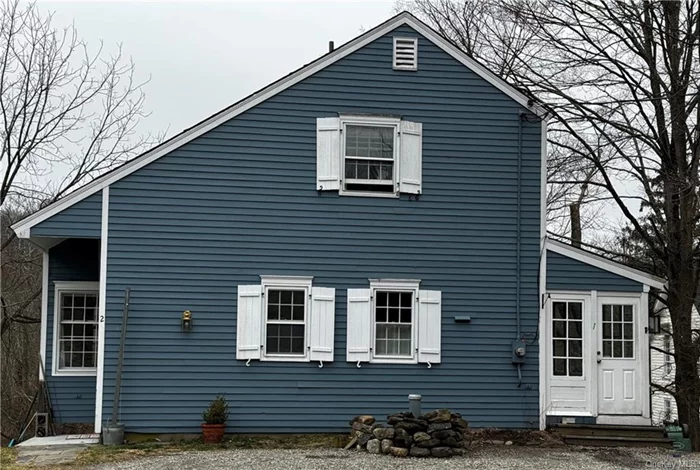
top-left (546, 250), bottom-right (643, 292)
top-left (96, 24), bottom-right (542, 433)
top-left (32, 192), bottom-right (102, 239)
top-left (46, 239), bottom-right (100, 424)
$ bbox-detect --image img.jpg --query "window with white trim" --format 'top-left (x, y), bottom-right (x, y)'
top-left (664, 398), bottom-right (672, 421)
top-left (552, 300), bottom-right (583, 377)
top-left (316, 116), bottom-right (423, 197)
top-left (236, 276), bottom-right (336, 364)
top-left (265, 289), bottom-right (306, 356)
top-left (346, 280), bottom-right (441, 365)
top-left (374, 290), bottom-right (415, 358)
top-left (664, 334), bottom-right (673, 374)
top-left (53, 282), bottom-right (99, 376)
top-left (344, 124), bottom-right (396, 193)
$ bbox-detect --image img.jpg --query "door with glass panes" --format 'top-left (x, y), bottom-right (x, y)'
top-left (597, 296), bottom-right (643, 415)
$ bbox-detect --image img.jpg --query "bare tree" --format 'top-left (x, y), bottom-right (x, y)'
top-left (401, 0), bottom-right (603, 242)
top-left (0, 0), bottom-right (158, 441)
top-left (0, 0), bottom-right (159, 329)
top-left (409, 0), bottom-right (700, 447)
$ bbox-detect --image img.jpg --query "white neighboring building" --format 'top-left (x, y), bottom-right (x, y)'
top-left (650, 304), bottom-right (700, 425)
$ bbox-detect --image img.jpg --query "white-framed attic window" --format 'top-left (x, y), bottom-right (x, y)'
top-left (393, 37), bottom-right (418, 71)
top-left (346, 279), bottom-right (442, 366)
top-left (316, 116), bottom-right (423, 197)
top-left (236, 276), bottom-right (336, 364)
top-left (52, 281), bottom-right (100, 377)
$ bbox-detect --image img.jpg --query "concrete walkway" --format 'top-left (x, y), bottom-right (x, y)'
top-left (15, 434), bottom-right (99, 466)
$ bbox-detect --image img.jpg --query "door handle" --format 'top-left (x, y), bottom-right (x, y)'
top-left (597, 351), bottom-right (602, 364)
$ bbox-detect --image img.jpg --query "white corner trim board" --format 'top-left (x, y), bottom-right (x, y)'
top-left (546, 238), bottom-right (666, 290)
top-left (94, 187), bottom-right (110, 434)
top-left (39, 251), bottom-right (49, 381)
top-left (10, 12), bottom-right (545, 238)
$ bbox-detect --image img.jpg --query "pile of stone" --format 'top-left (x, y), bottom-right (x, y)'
top-left (349, 409), bottom-right (468, 458)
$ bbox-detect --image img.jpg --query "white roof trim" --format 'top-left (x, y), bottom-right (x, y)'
top-left (546, 238), bottom-right (666, 290)
top-left (11, 12), bottom-right (543, 238)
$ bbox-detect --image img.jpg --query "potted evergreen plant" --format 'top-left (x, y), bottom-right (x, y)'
top-left (201, 395), bottom-right (229, 443)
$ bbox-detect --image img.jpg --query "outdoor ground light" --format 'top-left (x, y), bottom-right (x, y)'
top-left (182, 310), bottom-right (193, 332)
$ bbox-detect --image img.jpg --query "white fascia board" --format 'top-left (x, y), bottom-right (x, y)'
top-left (11, 12), bottom-right (544, 238)
top-left (546, 238), bottom-right (666, 290)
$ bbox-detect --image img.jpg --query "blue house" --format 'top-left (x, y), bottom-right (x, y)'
top-left (12, 12), bottom-right (665, 435)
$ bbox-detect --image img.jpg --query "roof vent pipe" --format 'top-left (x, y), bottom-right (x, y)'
top-left (328, 41), bottom-right (335, 52)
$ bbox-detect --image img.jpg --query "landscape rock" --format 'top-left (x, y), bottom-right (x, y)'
top-left (451, 417), bottom-right (469, 430)
top-left (505, 441), bottom-right (513, 446)
top-left (386, 411), bottom-right (413, 425)
top-left (373, 427), bottom-right (395, 440)
top-left (409, 447), bottom-right (431, 457)
top-left (366, 439), bottom-right (381, 454)
top-left (422, 409), bottom-right (452, 423)
top-left (442, 437), bottom-right (460, 447)
top-left (395, 421), bottom-right (425, 433)
top-left (357, 433), bottom-right (372, 447)
top-left (381, 439), bottom-right (393, 454)
top-left (432, 430), bottom-right (457, 440)
top-left (415, 438), bottom-right (441, 448)
top-left (350, 415), bottom-right (376, 426)
top-left (427, 422), bottom-right (452, 433)
top-left (351, 422), bottom-right (374, 434)
top-left (389, 446), bottom-right (409, 458)
top-left (431, 447), bottom-right (452, 458)
top-left (413, 432), bottom-right (431, 442)
top-left (348, 408), bottom-right (468, 458)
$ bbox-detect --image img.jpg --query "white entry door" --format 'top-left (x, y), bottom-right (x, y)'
top-left (597, 298), bottom-right (643, 415)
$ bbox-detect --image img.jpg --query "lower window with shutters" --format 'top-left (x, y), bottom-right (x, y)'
top-left (346, 280), bottom-right (442, 366)
top-left (236, 275), bottom-right (336, 364)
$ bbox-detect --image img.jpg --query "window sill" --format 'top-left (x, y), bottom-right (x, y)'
top-left (260, 355), bottom-right (310, 363)
top-left (52, 368), bottom-right (97, 377)
top-left (370, 356), bottom-right (417, 365)
top-left (338, 189), bottom-right (399, 199)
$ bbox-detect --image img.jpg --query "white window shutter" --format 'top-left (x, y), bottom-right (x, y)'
top-left (346, 289), bottom-right (372, 363)
top-left (316, 117), bottom-right (341, 191)
top-left (418, 290), bottom-right (441, 364)
top-left (236, 285), bottom-right (262, 360)
top-left (309, 287), bottom-right (335, 362)
top-left (399, 120), bottom-right (422, 194)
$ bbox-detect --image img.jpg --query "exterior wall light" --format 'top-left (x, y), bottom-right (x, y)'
top-left (182, 310), bottom-right (193, 332)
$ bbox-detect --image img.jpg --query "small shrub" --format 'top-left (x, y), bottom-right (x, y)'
top-left (202, 395), bottom-right (229, 425)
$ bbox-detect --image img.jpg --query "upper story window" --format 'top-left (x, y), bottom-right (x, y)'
top-left (344, 122), bottom-right (397, 194)
top-left (316, 116), bottom-right (422, 197)
top-left (53, 281), bottom-right (99, 376)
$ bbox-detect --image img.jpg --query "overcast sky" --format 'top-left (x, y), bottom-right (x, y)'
top-left (44, 1), bottom-right (396, 139)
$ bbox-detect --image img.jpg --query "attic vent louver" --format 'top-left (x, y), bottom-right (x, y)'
top-left (393, 37), bottom-right (418, 71)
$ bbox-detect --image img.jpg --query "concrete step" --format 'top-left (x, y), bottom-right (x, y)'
top-left (562, 435), bottom-right (673, 449)
top-left (552, 424), bottom-right (666, 440)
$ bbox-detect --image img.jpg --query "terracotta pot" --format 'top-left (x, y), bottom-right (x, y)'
top-left (201, 423), bottom-right (226, 443)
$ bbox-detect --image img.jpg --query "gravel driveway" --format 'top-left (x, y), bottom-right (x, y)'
top-left (89, 446), bottom-right (700, 470)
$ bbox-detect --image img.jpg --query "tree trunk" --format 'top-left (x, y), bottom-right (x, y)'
top-left (667, 282), bottom-right (700, 450)
top-left (569, 203), bottom-right (581, 248)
